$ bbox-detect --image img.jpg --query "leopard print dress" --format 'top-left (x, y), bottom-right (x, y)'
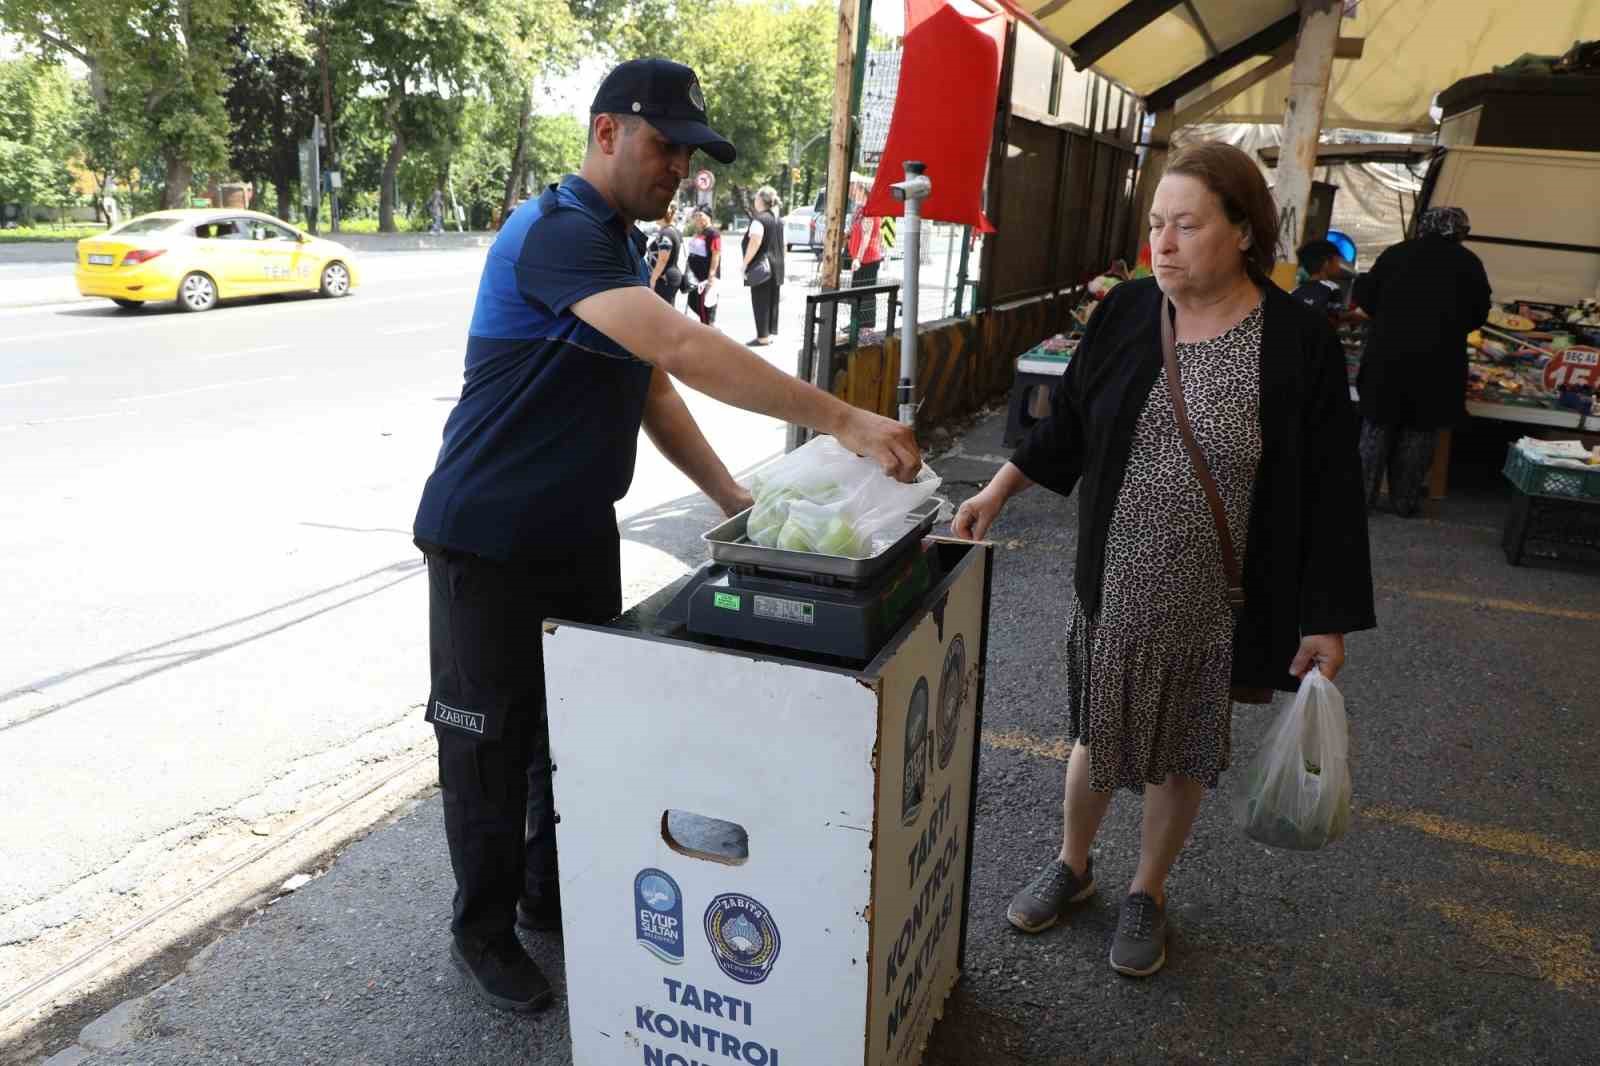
top-left (1064, 303), bottom-right (1263, 792)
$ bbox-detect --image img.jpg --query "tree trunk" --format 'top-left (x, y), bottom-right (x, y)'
top-left (501, 79), bottom-right (534, 221)
top-left (380, 129), bottom-right (407, 232)
top-left (275, 176), bottom-right (293, 222)
top-left (163, 156), bottom-right (194, 209)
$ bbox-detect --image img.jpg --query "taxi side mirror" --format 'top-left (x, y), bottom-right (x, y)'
top-left (297, 233), bottom-right (311, 243)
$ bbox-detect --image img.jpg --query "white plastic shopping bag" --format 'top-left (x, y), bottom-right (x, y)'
top-left (745, 435), bottom-right (942, 557)
top-left (1232, 668), bottom-right (1351, 850)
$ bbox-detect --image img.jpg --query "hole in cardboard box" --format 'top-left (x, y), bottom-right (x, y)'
top-left (662, 810), bottom-right (750, 865)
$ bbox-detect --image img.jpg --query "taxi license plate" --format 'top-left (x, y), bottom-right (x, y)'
top-left (88, 253), bottom-right (115, 265)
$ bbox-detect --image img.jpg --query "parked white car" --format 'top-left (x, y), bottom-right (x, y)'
top-left (783, 207), bottom-right (816, 251)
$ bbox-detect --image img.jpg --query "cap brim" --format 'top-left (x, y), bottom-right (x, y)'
top-left (646, 116), bottom-right (737, 164)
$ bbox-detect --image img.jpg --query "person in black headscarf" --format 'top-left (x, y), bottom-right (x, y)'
top-left (1351, 206), bottom-right (1491, 517)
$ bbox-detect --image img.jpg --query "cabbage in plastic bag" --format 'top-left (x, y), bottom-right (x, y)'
top-left (777, 501), bottom-right (865, 557)
top-left (747, 481), bottom-right (846, 547)
top-left (1232, 669), bottom-right (1351, 851)
top-left (742, 435), bottom-right (942, 557)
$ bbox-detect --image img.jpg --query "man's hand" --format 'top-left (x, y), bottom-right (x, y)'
top-left (718, 484), bottom-right (754, 517)
top-left (834, 407), bottom-right (921, 483)
top-left (1289, 633), bottom-right (1346, 682)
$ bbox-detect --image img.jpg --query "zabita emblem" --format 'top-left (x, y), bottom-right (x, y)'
top-left (703, 893), bottom-right (780, 984)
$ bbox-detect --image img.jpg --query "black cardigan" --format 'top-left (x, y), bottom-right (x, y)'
top-left (1012, 277), bottom-right (1377, 692)
top-left (1351, 236), bottom-right (1491, 429)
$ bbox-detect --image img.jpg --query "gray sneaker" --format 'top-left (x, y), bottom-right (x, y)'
top-left (1005, 858), bottom-right (1095, 933)
top-left (1109, 892), bottom-right (1168, 977)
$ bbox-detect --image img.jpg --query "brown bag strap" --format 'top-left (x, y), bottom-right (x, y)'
top-left (1160, 296), bottom-right (1246, 610)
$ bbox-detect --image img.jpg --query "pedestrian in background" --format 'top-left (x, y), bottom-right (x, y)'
top-left (686, 208), bottom-right (722, 326)
top-left (101, 176), bottom-right (121, 228)
top-left (428, 188), bottom-right (446, 235)
top-left (846, 176), bottom-right (885, 331)
top-left (648, 202), bottom-right (684, 307)
top-left (742, 186), bottom-right (783, 346)
top-left (1351, 206), bottom-right (1491, 517)
top-left (1291, 239), bottom-right (1351, 318)
top-left (953, 141), bottom-right (1374, 978)
top-left (412, 58), bottom-right (919, 1015)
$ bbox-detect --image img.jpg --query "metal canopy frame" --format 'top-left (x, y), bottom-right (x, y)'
top-left (1145, 11), bottom-right (1301, 111)
top-left (1068, 0), bottom-right (1185, 69)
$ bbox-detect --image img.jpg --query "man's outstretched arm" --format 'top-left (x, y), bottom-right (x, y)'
top-left (572, 285), bottom-right (920, 481)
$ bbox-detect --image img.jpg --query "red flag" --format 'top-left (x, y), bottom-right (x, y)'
top-left (863, 0), bottom-right (1005, 232)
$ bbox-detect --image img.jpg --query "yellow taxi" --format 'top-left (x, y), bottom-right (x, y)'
top-left (75, 209), bottom-right (360, 312)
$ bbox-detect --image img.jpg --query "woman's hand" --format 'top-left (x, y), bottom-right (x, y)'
top-left (952, 487), bottom-right (1006, 541)
top-left (1290, 633), bottom-right (1345, 682)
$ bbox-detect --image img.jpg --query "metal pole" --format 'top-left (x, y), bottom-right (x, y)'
top-left (952, 225), bottom-right (971, 317)
top-left (318, 15), bottom-right (338, 232)
top-left (892, 161), bottom-right (930, 427)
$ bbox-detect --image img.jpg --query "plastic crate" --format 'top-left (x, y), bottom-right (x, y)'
top-left (1502, 445), bottom-right (1600, 499)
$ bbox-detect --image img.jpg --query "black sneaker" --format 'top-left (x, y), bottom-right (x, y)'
top-left (450, 934), bottom-right (554, 1012)
top-left (1005, 857), bottom-right (1095, 933)
top-left (516, 889), bottom-right (562, 934)
top-left (1109, 892), bottom-right (1168, 977)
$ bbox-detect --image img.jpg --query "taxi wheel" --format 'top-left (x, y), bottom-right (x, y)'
top-left (111, 298), bottom-right (144, 310)
top-left (319, 261), bottom-right (351, 298)
top-left (178, 272), bottom-right (219, 313)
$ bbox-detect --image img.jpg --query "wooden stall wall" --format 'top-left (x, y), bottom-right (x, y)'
top-left (831, 292), bottom-right (1076, 428)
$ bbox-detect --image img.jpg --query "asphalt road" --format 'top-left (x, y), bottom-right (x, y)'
top-left (0, 245), bottom-right (801, 1020)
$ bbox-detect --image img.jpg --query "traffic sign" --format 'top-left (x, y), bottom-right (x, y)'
top-left (694, 170), bottom-right (715, 191)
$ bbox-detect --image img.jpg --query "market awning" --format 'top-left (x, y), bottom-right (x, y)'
top-left (991, 0), bottom-right (1600, 132)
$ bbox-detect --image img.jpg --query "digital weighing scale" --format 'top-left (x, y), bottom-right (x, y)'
top-left (656, 497), bottom-right (943, 662)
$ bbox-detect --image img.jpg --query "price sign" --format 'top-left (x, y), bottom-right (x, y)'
top-left (1543, 346), bottom-right (1600, 390)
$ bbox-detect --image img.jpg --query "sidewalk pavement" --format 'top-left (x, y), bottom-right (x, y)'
top-left (26, 411), bottom-right (1600, 1065)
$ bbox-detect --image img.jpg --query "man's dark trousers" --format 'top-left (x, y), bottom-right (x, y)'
top-left (423, 540), bottom-right (621, 944)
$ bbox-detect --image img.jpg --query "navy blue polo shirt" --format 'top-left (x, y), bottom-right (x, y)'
top-left (413, 175), bottom-right (653, 561)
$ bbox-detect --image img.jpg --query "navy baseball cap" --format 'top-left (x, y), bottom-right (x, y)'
top-left (590, 58), bottom-right (736, 164)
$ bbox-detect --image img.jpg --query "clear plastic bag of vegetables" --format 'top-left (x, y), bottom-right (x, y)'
top-left (746, 435), bottom-right (942, 558)
top-left (1231, 668), bottom-right (1351, 851)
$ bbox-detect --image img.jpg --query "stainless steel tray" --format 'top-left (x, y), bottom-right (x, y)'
top-left (702, 496), bottom-right (943, 582)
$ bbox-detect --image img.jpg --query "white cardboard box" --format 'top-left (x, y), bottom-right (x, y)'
top-left (544, 541), bottom-right (991, 1066)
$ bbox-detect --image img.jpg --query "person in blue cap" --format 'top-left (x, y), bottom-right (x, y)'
top-left (412, 58), bottom-right (920, 1013)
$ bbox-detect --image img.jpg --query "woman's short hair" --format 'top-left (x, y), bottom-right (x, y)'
top-left (1164, 142), bottom-right (1279, 279)
top-left (756, 185), bottom-right (781, 215)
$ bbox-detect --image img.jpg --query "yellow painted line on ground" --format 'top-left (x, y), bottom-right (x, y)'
top-left (1382, 586), bottom-right (1600, 623)
top-left (1365, 805), bottom-right (1600, 872)
top-left (987, 733), bottom-right (1600, 874)
top-left (983, 728), bottom-right (1071, 763)
top-left (1405, 892), bottom-right (1599, 990)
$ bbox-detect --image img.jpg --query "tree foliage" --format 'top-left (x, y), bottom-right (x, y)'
top-left (0, 58), bottom-right (84, 210)
top-left (0, 0), bottom-right (846, 227)
top-left (620, 0), bottom-right (836, 210)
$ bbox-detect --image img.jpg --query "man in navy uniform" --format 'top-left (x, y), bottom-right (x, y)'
top-left (413, 58), bottom-right (920, 1012)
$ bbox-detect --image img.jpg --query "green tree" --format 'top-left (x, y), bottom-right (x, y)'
top-left (621, 0), bottom-right (836, 213)
top-left (330, 0), bottom-right (579, 231)
top-left (226, 28), bottom-right (321, 221)
top-left (0, 58), bottom-right (84, 215)
top-left (0, 0), bottom-right (309, 207)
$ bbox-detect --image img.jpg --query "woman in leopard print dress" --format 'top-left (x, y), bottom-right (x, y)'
top-left (953, 143), bottom-right (1375, 978)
